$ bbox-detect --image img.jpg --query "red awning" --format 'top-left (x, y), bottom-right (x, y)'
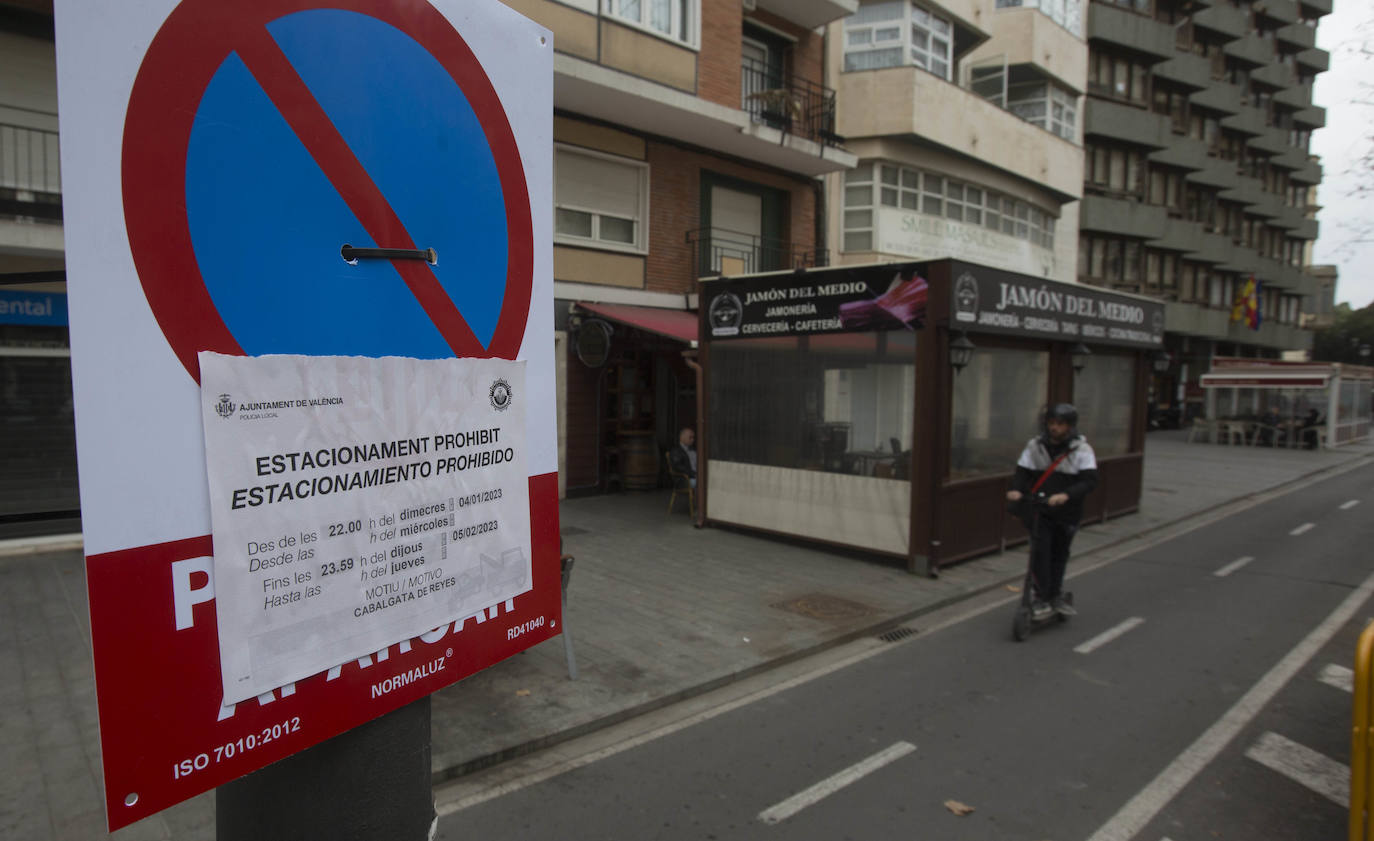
top-left (577, 302), bottom-right (698, 344)
top-left (1199, 373), bottom-right (1329, 389)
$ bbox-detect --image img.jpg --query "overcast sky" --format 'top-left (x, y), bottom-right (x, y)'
top-left (1310, 0), bottom-right (1374, 309)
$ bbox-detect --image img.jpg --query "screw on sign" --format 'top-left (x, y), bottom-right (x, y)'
top-left (121, 0), bottom-right (534, 382)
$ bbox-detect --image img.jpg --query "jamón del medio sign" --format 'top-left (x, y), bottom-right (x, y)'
top-left (950, 262), bottom-right (1164, 350)
top-left (704, 264), bottom-right (929, 340)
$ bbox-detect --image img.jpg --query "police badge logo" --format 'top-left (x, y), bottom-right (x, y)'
top-left (215, 393), bottom-right (236, 419)
top-left (708, 292), bottom-right (743, 337)
top-left (489, 379), bottom-right (513, 412)
top-left (954, 273), bottom-right (979, 323)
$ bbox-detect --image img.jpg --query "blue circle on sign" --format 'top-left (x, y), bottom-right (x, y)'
top-left (185, 9), bottom-right (509, 358)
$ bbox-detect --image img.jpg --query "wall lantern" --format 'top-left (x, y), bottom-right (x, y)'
top-left (949, 331), bottom-right (976, 374)
top-left (1070, 342), bottom-right (1093, 375)
top-left (1152, 350), bottom-right (1173, 374)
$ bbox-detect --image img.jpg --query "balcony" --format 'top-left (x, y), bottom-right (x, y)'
top-left (836, 66), bottom-right (1082, 200)
top-left (1247, 127), bottom-right (1291, 156)
top-left (1223, 33), bottom-right (1277, 68)
top-left (553, 54), bottom-right (855, 177)
top-left (1088, 3), bottom-right (1176, 60)
top-left (741, 59), bottom-right (842, 148)
top-left (1289, 157), bottom-right (1322, 185)
top-left (1152, 53), bottom-right (1211, 91)
top-left (754, 0), bottom-right (858, 30)
top-left (1186, 157), bottom-right (1242, 190)
top-left (1250, 62), bottom-right (1294, 90)
top-left (1189, 80), bottom-right (1244, 115)
top-left (1298, 0), bottom-right (1331, 16)
top-left (1080, 195), bottom-right (1168, 239)
top-left (1084, 99), bottom-right (1170, 148)
top-left (1148, 137), bottom-right (1209, 172)
top-left (1192, 4), bottom-right (1247, 40)
top-left (0, 124), bottom-right (62, 224)
top-left (1296, 46), bottom-right (1330, 73)
top-left (1276, 22), bottom-right (1316, 50)
top-left (1293, 104), bottom-right (1326, 129)
top-left (685, 228), bottom-right (827, 278)
top-left (1274, 82), bottom-right (1313, 110)
top-left (1183, 231), bottom-right (1236, 264)
top-left (1254, 0), bottom-right (1299, 27)
top-left (1220, 104), bottom-right (1267, 136)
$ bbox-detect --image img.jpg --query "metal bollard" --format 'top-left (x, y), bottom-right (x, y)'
top-left (1350, 621), bottom-right (1374, 841)
top-left (560, 555), bottom-right (578, 681)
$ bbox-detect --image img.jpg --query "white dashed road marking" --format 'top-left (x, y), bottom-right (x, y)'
top-left (1244, 731), bottom-right (1349, 808)
top-left (757, 742), bottom-right (916, 825)
top-left (1318, 664), bottom-right (1353, 694)
top-left (1074, 618), bottom-right (1146, 655)
top-left (1214, 556), bottom-right (1255, 578)
top-left (1084, 570), bottom-right (1374, 841)
top-left (1289, 523), bottom-right (1316, 536)
top-left (1341, 500), bottom-right (1361, 511)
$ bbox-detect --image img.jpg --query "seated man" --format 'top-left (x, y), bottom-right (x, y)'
top-left (669, 427), bottom-right (697, 488)
top-left (1299, 408), bottom-right (1324, 449)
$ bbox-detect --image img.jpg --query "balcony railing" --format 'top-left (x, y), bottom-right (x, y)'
top-left (686, 227), bottom-right (827, 278)
top-left (1, 124), bottom-right (62, 222)
top-left (740, 59), bottom-right (842, 147)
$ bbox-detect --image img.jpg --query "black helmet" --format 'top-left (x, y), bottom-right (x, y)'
top-left (1046, 403), bottom-right (1078, 425)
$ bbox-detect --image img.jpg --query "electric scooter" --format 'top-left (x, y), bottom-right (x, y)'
top-left (1011, 492), bottom-right (1073, 642)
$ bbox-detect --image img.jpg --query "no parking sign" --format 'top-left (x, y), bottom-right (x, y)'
top-left (55, 0), bottom-right (554, 829)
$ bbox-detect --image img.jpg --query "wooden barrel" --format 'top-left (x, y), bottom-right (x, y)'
top-left (619, 431), bottom-right (658, 490)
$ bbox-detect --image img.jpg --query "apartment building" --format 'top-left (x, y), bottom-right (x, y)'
top-left (0, 4), bottom-right (71, 533)
top-left (502, 0), bottom-right (859, 495)
top-left (1077, 0), bottom-right (1329, 413)
top-left (824, 0), bottom-right (1087, 284)
top-left (0, 0), bottom-right (861, 531)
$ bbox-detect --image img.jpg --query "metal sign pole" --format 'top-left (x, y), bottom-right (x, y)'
top-left (217, 697), bottom-right (434, 840)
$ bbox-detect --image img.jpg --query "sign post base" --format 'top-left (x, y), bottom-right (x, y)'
top-left (216, 697), bottom-right (434, 840)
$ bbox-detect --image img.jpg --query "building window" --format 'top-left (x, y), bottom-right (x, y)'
top-left (1088, 50), bottom-right (1148, 105)
top-left (842, 160), bottom-right (1057, 253)
top-left (994, 0), bottom-right (1084, 36)
top-left (603, 0), bottom-right (697, 48)
top-left (843, 164), bottom-right (876, 252)
top-left (844, 1), bottom-right (955, 80)
top-left (554, 145), bottom-right (649, 252)
top-left (1006, 81), bottom-right (1077, 140)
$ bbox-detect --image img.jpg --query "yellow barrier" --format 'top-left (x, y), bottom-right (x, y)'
top-left (1351, 621), bottom-right (1374, 841)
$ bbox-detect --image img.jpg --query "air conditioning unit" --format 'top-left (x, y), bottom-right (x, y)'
top-left (743, 0), bottom-right (757, 10)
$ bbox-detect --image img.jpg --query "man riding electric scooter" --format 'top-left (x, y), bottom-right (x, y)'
top-left (1005, 403), bottom-right (1098, 618)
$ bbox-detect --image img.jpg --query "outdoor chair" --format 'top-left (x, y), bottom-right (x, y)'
top-left (1249, 423), bottom-right (1285, 447)
top-left (665, 451), bottom-right (696, 517)
top-left (1218, 419), bottom-right (1248, 445)
top-left (1186, 418), bottom-right (1214, 444)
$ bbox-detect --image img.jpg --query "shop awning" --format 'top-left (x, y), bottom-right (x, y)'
top-left (1199, 373), bottom-right (1330, 389)
top-left (577, 302), bottom-right (698, 345)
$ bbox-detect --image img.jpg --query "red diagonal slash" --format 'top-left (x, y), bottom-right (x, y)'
top-left (233, 22), bottom-right (486, 357)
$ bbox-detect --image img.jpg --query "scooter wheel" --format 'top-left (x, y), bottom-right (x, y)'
top-left (1012, 607), bottom-right (1031, 641)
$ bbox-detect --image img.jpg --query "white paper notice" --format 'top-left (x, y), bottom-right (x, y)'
top-left (200, 353), bottom-right (531, 705)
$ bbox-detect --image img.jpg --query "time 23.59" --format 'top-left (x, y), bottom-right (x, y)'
top-left (319, 557), bottom-right (355, 577)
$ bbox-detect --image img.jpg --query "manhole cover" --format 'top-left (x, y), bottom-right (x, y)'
top-left (560, 526), bottom-right (589, 536)
top-left (772, 593), bottom-right (874, 621)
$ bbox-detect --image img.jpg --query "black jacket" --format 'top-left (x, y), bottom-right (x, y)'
top-left (1010, 433), bottom-right (1099, 524)
top-left (668, 444), bottom-right (696, 480)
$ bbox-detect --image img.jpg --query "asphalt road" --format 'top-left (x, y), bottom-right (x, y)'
top-left (436, 462), bottom-right (1374, 841)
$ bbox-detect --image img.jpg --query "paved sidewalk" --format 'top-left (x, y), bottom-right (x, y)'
top-left (4, 431), bottom-right (1372, 839)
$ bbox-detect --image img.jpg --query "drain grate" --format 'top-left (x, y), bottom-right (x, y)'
top-left (877, 626), bottom-right (918, 643)
top-left (771, 593), bottom-right (875, 622)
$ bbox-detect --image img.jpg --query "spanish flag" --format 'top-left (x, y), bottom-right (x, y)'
top-left (1231, 275), bottom-right (1261, 330)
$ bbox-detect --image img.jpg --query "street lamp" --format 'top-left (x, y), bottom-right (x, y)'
top-left (1070, 342), bottom-right (1093, 375)
top-left (949, 331), bottom-right (976, 375)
